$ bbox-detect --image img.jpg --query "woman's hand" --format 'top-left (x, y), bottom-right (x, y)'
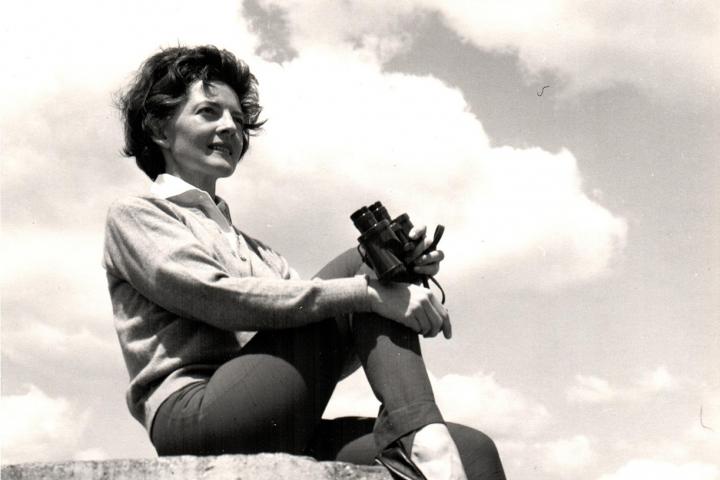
top-left (367, 279), bottom-right (451, 339)
top-left (406, 225), bottom-right (445, 276)
top-left (347, 224), bottom-right (444, 279)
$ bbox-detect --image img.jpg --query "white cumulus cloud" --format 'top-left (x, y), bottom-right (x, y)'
top-left (536, 435), bottom-right (596, 474)
top-left (235, 45), bottom-right (627, 289)
top-left (567, 367), bottom-right (683, 404)
top-left (433, 372), bottom-right (550, 437)
top-left (1, 385), bottom-right (89, 464)
top-left (1, 228), bottom-right (126, 378)
top-left (427, 0), bottom-right (720, 102)
top-left (322, 369), bottom-right (380, 420)
top-left (256, 0), bottom-right (720, 102)
top-left (637, 365), bottom-right (679, 393)
top-left (598, 459), bottom-right (719, 480)
top-left (324, 369), bottom-right (550, 440)
top-left (0, 0), bottom-right (259, 113)
top-left (567, 374), bottom-right (618, 403)
top-left (1, 322), bottom-right (121, 378)
top-left (73, 448), bottom-right (110, 461)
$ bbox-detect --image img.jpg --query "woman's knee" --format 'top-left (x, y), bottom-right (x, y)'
top-left (446, 422), bottom-right (506, 479)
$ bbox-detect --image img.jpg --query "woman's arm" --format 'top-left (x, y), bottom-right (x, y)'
top-left (312, 248), bottom-right (364, 280)
top-left (103, 197), bottom-right (370, 332)
top-left (104, 196), bottom-right (450, 338)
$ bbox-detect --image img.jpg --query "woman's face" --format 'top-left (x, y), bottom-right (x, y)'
top-left (155, 80), bottom-right (245, 193)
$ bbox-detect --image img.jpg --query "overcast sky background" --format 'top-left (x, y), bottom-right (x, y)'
top-left (1, 1), bottom-right (719, 478)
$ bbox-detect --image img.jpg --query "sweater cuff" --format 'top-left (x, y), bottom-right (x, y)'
top-left (350, 274), bottom-right (371, 313)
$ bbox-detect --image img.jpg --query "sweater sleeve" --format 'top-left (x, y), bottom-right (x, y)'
top-left (103, 197), bottom-right (371, 331)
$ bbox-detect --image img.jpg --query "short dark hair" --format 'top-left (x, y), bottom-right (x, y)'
top-left (118, 45), bottom-right (265, 179)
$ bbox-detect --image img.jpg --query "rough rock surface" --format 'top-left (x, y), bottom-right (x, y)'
top-left (1, 453), bottom-right (392, 479)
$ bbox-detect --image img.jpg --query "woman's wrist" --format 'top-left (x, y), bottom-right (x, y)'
top-left (366, 278), bottom-right (382, 313)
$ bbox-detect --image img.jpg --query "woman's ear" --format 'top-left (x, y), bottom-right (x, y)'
top-left (148, 117), bottom-right (170, 149)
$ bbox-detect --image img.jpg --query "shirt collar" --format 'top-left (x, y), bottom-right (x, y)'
top-left (151, 173), bottom-right (207, 199)
top-left (151, 174), bottom-right (233, 231)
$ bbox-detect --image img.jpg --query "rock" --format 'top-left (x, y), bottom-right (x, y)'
top-left (1, 453), bottom-right (392, 479)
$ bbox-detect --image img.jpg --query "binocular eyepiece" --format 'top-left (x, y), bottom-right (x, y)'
top-left (350, 201), bottom-right (444, 285)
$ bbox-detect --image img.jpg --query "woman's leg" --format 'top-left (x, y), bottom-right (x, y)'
top-left (351, 312), bottom-right (444, 451)
top-left (152, 317), bottom-right (350, 455)
top-left (152, 312), bottom-right (444, 458)
top-left (308, 418), bottom-right (506, 480)
top-left (304, 416), bottom-right (377, 462)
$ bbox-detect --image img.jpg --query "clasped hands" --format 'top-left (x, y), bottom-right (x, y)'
top-left (361, 225), bottom-right (451, 339)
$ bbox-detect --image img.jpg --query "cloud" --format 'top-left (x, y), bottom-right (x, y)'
top-left (233, 46), bottom-right (627, 289)
top-left (567, 375), bottom-right (618, 403)
top-left (250, 0), bottom-right (422, 62)
top-left (478, 435), bottom-right (597, 479)
top-left (637, 366), bottom-right (679, 393)
top-left (432, 372), bottom-right (550, 437)
top-left (1, 229), bottom-right (108, 313)
top-left (1, 322), bottom-right (122, 379)
top-left (0, 0), bottom-right (259, 114)
top-left (255, 0), bottom-right (720, 102)
top-left (73, 448), bottom-right (110, 462)
top-left (567, 367), bottom-right (682, 403)
top-left (536, 435), bottom-right (595, 474)
top-left (322, 369), bottom-right (380, 420)
top-left (324, 369), bottom-right (550, 439)
top-left (1, 385), bottom-right (89, 464)
top-left (597, 459), bottom-right (719, 480)
top-left (430, 0), bottom-right (720, 102)
top-left (324, 369), bottom-right (559, 480)
top-left (1, 228), bottom-right (125, 379)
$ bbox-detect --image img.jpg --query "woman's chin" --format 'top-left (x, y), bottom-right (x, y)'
top-left (209, 157), bottom-right (240, 178)
top-left (221, 162), bottom-right (240, 178)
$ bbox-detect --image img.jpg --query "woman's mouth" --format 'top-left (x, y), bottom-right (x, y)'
top-left (209, 144), bottom-right (232, 156)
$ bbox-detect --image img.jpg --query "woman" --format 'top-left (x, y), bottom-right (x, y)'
top-left (103, 45), bottom-right (505, 480)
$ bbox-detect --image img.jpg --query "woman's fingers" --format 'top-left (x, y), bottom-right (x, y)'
top-left (415, 250), bottom-right (444, 265)
top-left (419, 288), bottom-right (449, 338)
top-left (429, 291), bottom-right (452, 339)
top-left (441, 315), bottom-right (452, 339)
top-left (414, 309), bottom-right (433, 336)
top-left (409, 225), bottom-right (427, 241)
top-left (413, 250), bottom-right (445, 276)
top-left (367, 280), bottom-right (451, 339)
top-left (407, 225), bottom-right (432, 262)
top-left (407, 224), bottom-right (445, 274)
top-left (420, 303), bottom-right (441, 337)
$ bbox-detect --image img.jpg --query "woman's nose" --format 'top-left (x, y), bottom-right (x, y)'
top-left (217, 110), bottom-right (238, 135)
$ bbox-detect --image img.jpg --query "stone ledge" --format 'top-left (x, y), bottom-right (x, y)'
top-left (1, 453), bottom-right (392, 479)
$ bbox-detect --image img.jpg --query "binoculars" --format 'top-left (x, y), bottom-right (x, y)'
top-left (350, 202), bottom-right (444, 286)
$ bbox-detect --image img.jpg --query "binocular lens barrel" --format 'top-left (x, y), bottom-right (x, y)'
top-left (392, 213), bottom-right (416, 252)
top-left (369, 202), bottom-right (391, 222)
top-left (350, 206), bottom-right (378, 233)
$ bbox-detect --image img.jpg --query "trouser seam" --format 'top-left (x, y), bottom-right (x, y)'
top-left (374, 400), bottom-right (445, 452)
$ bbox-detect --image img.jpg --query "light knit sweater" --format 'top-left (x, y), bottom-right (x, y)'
top-left (102, 187), bottom-right (370, 432)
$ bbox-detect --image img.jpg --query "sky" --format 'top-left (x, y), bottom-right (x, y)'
top-left (1, 0), bottom-right (718, 478)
